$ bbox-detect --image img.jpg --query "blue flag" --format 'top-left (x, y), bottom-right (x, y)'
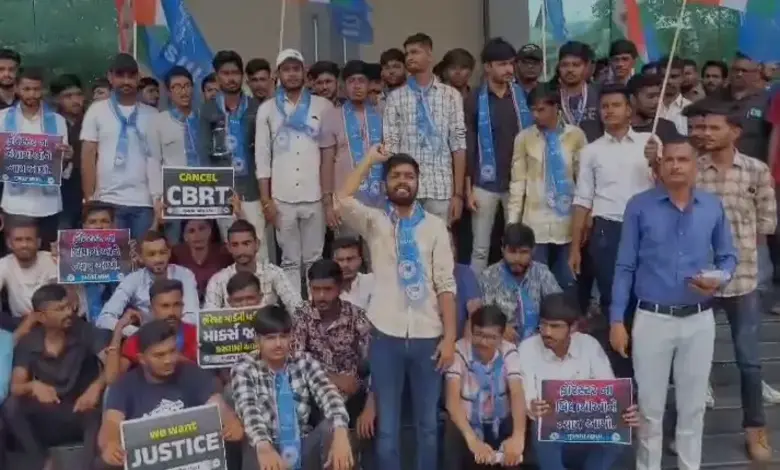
top-left (544, 0), bottom-right (568, 43)
top-left (331, 1), bottom-right (374, 45)
top-left (738, 7), bottom-right (780, 63)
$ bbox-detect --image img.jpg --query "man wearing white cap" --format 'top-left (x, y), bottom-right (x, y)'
top-left (256, 49), bottom-right (334, 294)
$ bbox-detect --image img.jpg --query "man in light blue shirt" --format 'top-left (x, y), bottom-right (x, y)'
top-left (96, 230), bottom-right (198, 336)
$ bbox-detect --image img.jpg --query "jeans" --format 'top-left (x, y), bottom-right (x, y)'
top-left (469, 187), bottom-right (509, 271)
top-left (111, 204), bottom-right (155, 240)
top-left (757, 242), bottom-right (773, 308)
top-left (275, 200), bottom-right (325, 296)
top-left (533, 426), bottom-right (623, 470)
top-left (533, 243), bottom-right (574, 289)
top-left (369, 330), bottom-right (441, 470)
top-left (712, 290), bottom-right (765, 428)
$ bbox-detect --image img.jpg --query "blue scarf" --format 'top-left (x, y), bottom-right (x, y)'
top-left (343, 101), bottom-right (383, 199)
top-left (176, 328), bottom-right (185, 352)
top-left (84, 284), bottom-right (116, 324)
top-left (542, 127), bottom-right (573, 216)
top-left (108, 94), bottom-right (150, 168)
top-left (469, 348), bottom-right (507, 440)
top-left (477, 83), bottom-right (532, 183)
top-left (216, 93), bottom-right (249, 176)
top-left (4, 103), bottom-right (60, 196)
top-left (170, 108), bottom-right (200, 167)
top-left (275, 370), bottom-right (301, 469)
top-left (386, 201), bottom-right (428, 306)
top-left (500, 262), bottom-right (538, 339)
top-left (406, 76), bottom-right (439, 150)
top-left (274, 88), bottom-right (316, 154)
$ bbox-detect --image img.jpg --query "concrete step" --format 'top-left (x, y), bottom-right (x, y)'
top-left (715, 317), bottom-right (780, 343)
top-left (713, 341), bottom-right (780, 363)
top-left (661, 432), bottom-right (780, 469)
top-left (711, 359), bottom-right (780, 387)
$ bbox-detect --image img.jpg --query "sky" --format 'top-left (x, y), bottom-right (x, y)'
top-left (527, 0), bottom-right (597, 26)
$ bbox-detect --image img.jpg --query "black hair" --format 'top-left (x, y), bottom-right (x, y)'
top-left (664, 133), bottom-right (693, 147)
top-left (149, 278), bottom-right (183, 302)
top-left (470, 305), bottom-right (508, 332)
top-left (109, 53), bottom-right (139, 74)
top-left (735, 51), bottom-right (753, 62)
top-left (558, 41), bottom-right (591, 63)
top-left (245, 58), bottom-right (271, 76)
top-left (539, 292), bottom-right (580, 325)
top-left (627, 72), bottom-right (662, 96)
top-left (331, 236), bottom-right (362, 253)
top-left (701, 60), bottom-right (728, 79)
top-left (139, 77), bottom-right (159, 90)
top-left (527, 84), bottom-right (559, 107)
top-left (308, 61), bottom-right (340, 80)
top-left (31, 284), bottom-right (68, 312)
top-left (226, 271), bottom-right (261, 296)
top-left (599, 83), bottom-right (632, 104)
top-left (16, 67), bottom-right (44, 84)
top-left (364, 63), bottom-right (382, 82)
top-left (201, 72), bottom-right (217, 92)
top-left (480, 37), bottom-right (516, 64)
top-left (699, 101), bottom-right (743, 128)
top-left (164, 66), bottom-right (193, 88)
top-left (342, 60), bottom-right (368, 81)
top-left (382, 153), bottom-right (420, 180)
top-left (81, 201), bottom-right (115, 223)
top-left (380, 48), bottom-right (405, 66)
top-left (0, 48), bottom-right (21, 65)
top-left (50, 74), bottom-right (83, 96)
top-left (609, 39), bottom-right (638, 59)
top-left (141, 229), bottom-right (168, 247)
top-left (307, 259), bottom-right (343, 284)
top-left (137, 319), bottom-right (178, 352)
top-left (658, 56), bottom-right (685, 72)
top-left (442, 48), bottom-right (475, 70)
top-left (502, 223), bottom-right (535, 249)
top-left (682, 100), bottom-right (706, 118)
top-left (682, 58), bottom-right (697, 69)
top-left (92, 78), bottom-right (110, 92)
top-left (212, 50), bottom-right (244, 74)
top-left (403, 33), bottom-right (433, 50)
top-left (253, 305), bottom-right (294, 336)
top-left (227, 219), bottom-right (257, 241)
top-left (640, 62), bottom-right (658, 75)
top-left (6, 216), bottom-right (38, 237)
top-left (433, 61), bottom-right (445, 80)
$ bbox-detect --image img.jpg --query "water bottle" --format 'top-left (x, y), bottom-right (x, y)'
top-left (494, 451), bottom-right (504, 464)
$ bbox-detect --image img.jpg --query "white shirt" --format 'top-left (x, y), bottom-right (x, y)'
top-left (254, 92), bottom-right (333, 203)
top-left (517, 332), bottom-right (615, 412)
top-left (339, 272), bottom-right (374, 310)
top-left (573, 129), bottom-right (655, 222)
top-left (660, 94), bottom-right (691, 136)
top-left (203, 260), bottom-right (303, 312)
top-left (0, 252), bottom-right (57, 317)
top-left (80, 99), bottom-right (162, 207)
top-left (0, 108), bottom-right (68, 217)
top-left (152, 110), bottom-right (194, 167)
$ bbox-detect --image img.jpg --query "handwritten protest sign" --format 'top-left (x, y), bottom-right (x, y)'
top-left (0, 132), bottom-right (63, 186)
top-left (121, 403), bottom-right (226, 470)
top-left (163, 166), bottom-right (234, 219)
top-left (197, 308), bottom-right (258, 368)
top-left (538, 379), bottom-right (632, 444)
top-left (57, 229), bottom-right (132, 284)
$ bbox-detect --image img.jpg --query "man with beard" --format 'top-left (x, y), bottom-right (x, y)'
top-left (204, 219), bottom-right (302, 311)
top-left (309, 60), bottom-right (341, 104)
top-left (256, 49), bottom-right (332, 295)
top-left (99, 319), bottom-right (244, 470)
top-left (611, 136), bottom-right (737, 470)
top-left (198, 51), bottom-right (264, 253)
top-left (246, 58), bottom-right (273, 102)
top-left (0, 48), bottom-right (20, 109)
top-left (336, 146), bottom-right (457, 470)
top-left (96, 230), bottom-right (199, 336)
top-left (657, 56), bottom-right (692, 135)
top-left (2, 284), bottom-right (109, 470)
top-left (442, 48), bottom-right (475, 98)
top-left (682, 59), bottom-right (705, 102)
top-left (515, 44), bottom-right (543, 95)
top-left (557, 41), bottom-right (601, 143)
top-left (321, 60), bottom-right (384, 237)
top-left (0, 67), bottom-right (72, 248)
top-left (50, 74), bottom-right (86, 230)
top-left (138, 77), bottom-right (160, 108)
top-left (701, 60), bottom-right (728, 97)
top-left (81, 53), bottom-right (162, 240)
top-left (628, 73), bottom-right (681, 142)
top-left (201, 72), bottom-right (219, 101)
top-left (384, 33), bottom-right (467, 225)
top-left (380, 48), bottom-right (407, 93)
top-left (331, 237), bottom-right (374, 310)
top-left (608, 39), bottom-right (638, 85)
top-left (478, 223), bottom-right (561, 342)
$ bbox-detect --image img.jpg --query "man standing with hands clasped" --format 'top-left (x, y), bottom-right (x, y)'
top-left (611, 135), bottom-right (738, 470)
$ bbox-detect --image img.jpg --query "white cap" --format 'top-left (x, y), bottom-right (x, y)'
top-left (276, 49), bottom-right (305, 68)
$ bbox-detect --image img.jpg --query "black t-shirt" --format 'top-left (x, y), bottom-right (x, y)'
top-left (105, 362), bottom-right (217, 419)
top-left (633, 118), bottom-right (681, 143)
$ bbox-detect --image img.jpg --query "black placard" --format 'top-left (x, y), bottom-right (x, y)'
top-left (162, 166), bottom-right (234, 219)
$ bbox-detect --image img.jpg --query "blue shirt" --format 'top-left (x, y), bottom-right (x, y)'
top-left (96, 264), bottom-right (200, 334)
top-left (610, 187), bottom-right (738, 323)
top-left (454, 263), bottom-right (482, 337)
top-left (0, 329), bottom-right (11, 404)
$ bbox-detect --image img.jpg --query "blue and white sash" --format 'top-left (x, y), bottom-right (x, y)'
top-left (108, 94), bottom-right (151, 169)
top-left (343, 101), bottom-right (383, 198)
top-left (386, 201), bottom-right (428, 306)
top-left (275, 370), bottom-right (301, 469)
top-left (469, 348), bottom-right (507, 440)
top-left (542, 127), bottom-right (573, 215)
top-left (406, 77), bottom-right (440, 151)
top-left (500, 262), bottom-right (538, 339)
top-left (170, 108), bottom-right (200, 167)
top-left (216, 93), bottom-right (249, 176)
top-left (274, 88), bottom-right (316, 154)
top-left (4, 104), bottom-right (60, 196)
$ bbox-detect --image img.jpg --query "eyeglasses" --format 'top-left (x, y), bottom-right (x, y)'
top-left (170, 83), bottom-right (193, 92)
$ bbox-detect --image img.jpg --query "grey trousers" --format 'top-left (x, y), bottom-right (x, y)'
top-left (275, 200), bottom-right (326, 295)
top-left (419, 198), bottom-right (450, 222)
top-left (469, 187), bottom-right (509, 271)
top-left (244, 420), bottom-right (334, 470)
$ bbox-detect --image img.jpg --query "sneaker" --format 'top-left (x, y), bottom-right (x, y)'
top-left (745, 427), bottom-right (773, 462)
top-left (706, 383), bottom-right (715, 409)
top-left (763, 381), bottom-right (780, 404)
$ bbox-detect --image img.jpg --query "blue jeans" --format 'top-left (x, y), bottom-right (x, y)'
top-left (112, 205), bottom-right (155, 240)
top-left (533, 427), bottom-right (623, 470)
top-left (712, 290), bottom-right (765, 428)
top-left (533, 243), bottom-right (574, 289)
top-left (369, 330), bottom-right (440, 470)
top-left (757, 242), bottom-right (773, 308)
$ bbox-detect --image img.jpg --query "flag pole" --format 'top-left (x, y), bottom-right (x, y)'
top-left (541, 1), bottom-right (548, 81)
top-left (652, 0), bottom-right (688, 135)
top-left (279, 0), bottom-right (287, 53)
top-left (132, 21), bottom-right (138, 59)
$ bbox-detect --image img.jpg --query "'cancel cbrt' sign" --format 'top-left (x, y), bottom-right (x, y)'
top-left (163, 166), bottom-right (235, 219)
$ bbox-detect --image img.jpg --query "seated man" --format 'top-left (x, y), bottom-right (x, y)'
top-left (518, 293), bottom-right (638, 470)
top-left (3, 284), bottom-right (109, 470)
top-left (97, 230), bottom-right (199, 336)
top-left (226, 271), bottom-right (264, 308)
top-left (98, 320), bottom-right (244, 470)
top-left (480, 223), bottom-right (561, 342)
top-left (230, 305), bottom-right (354, 470)
top-left (445, 305), bottom-right (526, 470)
top-left (204, 220), bottom-right (302, 311)
top-left (292, 259), bottom-right (375, 431)
top-left (331, 237), bottom-right (374, 310)
top-left (450, 232), bottom-right (482, 337)
top-left (78, 202), bottom-right (122, 324)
